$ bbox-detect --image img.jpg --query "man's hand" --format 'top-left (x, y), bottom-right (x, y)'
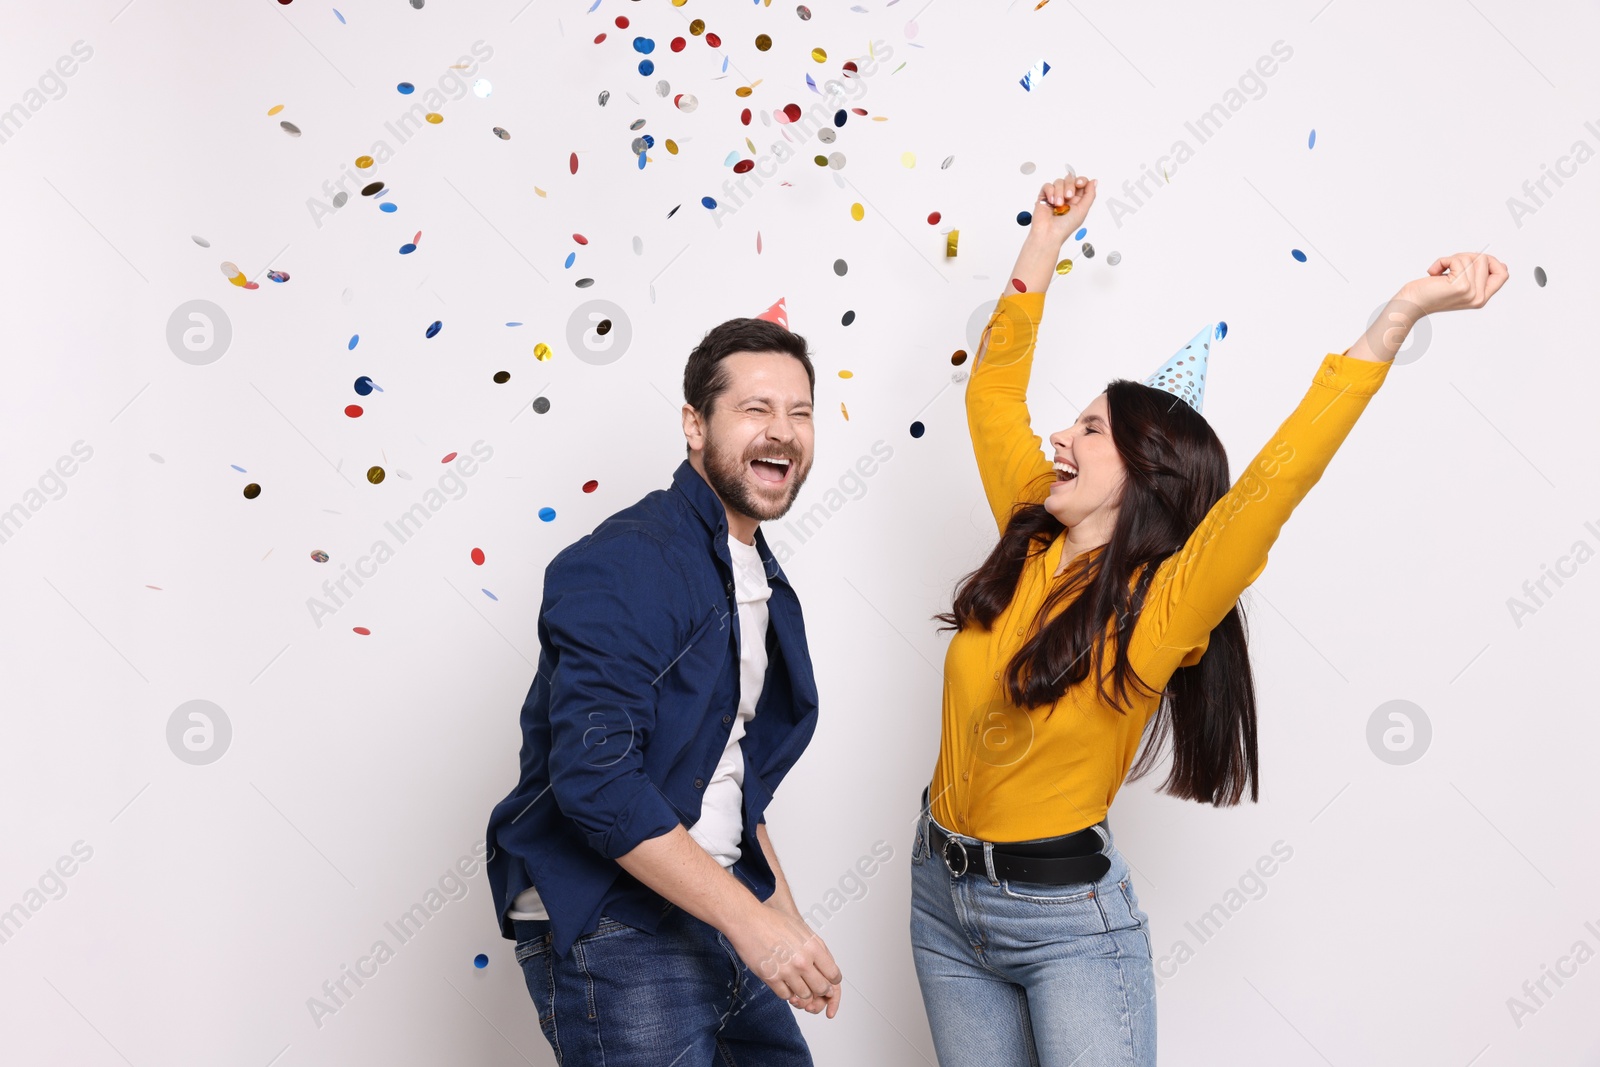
top-left (725, 898), bottom-right (844, 1019)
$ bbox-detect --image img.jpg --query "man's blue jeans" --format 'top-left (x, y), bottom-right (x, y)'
top-left (909, 805), bottom-right (1158, 1066)
top-left (513, 901), bottom-right (813, 1066)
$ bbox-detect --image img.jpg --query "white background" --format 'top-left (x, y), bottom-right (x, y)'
top-left (2, 0), bottom-right (1596, 1064)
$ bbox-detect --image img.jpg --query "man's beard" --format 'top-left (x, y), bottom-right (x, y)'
top-left (701, 427), bottom-right (809, 524)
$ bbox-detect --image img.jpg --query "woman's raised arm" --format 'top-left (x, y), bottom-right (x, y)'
top-left (966, 174), bottom-right (1099, 532)
top-left (1128, 252), bottom-right (1509, 681)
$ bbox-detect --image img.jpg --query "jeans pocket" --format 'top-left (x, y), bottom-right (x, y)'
top-left (1118, 879), bottom-right (1154, 958)
top-left (997, 877), bottom-right (1100, 906)
top-left (911, 818), bottom-right (928, 866)
top-left (516, 934), bottom-right (562, 1063)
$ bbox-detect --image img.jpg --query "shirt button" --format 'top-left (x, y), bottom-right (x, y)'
top-left (1016, 628), bottom-right (1023, 636)
top-left (722, 715), bottom-right (732, 724)
top-left (993, 670), bottom-right (1001, 680)
top-left (694, 778), bottom-right (705, 789)
top-left (961, 771), bottom-right (969, 781)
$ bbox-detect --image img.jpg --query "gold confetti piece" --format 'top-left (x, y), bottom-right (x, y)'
top-left (901, 151), bottom-right (916, 168)
top-left (755, 34), bottom-right (772, 51)
top-left (811, 47), bottom-right (827, 62)
top-left (690, 18), bottom-right (705, 34)
top-left (666, 139), bottom-right (678, 154)
top-left (946, 230), bottom-right (959, 258)
top-left (745, 137), bottom-right (757, 154)
top-left (535, 186), bottom-right (547, 197)
top-left (841, 402), bottom-right (849, 420)
top-left (534, 342), bottom-right (552, 361)
top-left (850, 202), bottom-right (864, 221)
top-left (1052, 202), bottom-right (1069, 215)
top-left (1035, 0), bottom-right (1051, 8)
top-left (1055, 258), bottom-right (1073, 275)
top-left (355, 155), bottom-right (374, 169)
top-left (872, 115), bottom-right (889, 122)
top-left (267, 104), bottom-right (284, 116)
top-left (736, 86), bottom-right (754, 98)
top-left (839, 369), bottom-right (854, 378)
top-left (366, 467), bottom-right (385, 484)
top-left (425, 112), bottom-right (443, 124)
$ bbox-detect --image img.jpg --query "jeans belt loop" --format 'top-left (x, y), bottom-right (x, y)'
top-left (982, 841), bottom-right (998, 884)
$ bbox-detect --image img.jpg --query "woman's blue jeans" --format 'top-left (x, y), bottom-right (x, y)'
top-left (513, 902), bottom-right (812, 1066)
top-left (909, 804), bottom-right (1158, 1066)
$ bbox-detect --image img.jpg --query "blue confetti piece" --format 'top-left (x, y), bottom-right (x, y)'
top-left (1291, 248), bottom-right (1307, 262)
top-left (1019, 59), bottom-right (1051, 91)
top-left (587, 0), bottom-right (601, 10)
top-left (474, 953), bottom-right (489, 968)
top-left (1016, 211), bottom-right (1032, 226)
top-left (806, 74), bottom-right (818, 94)
top-left (834, 109), bottom-right (847, 127)
top-left (1308, 129), bottom-right (1316, 149)
top-left (371, 382), bottom-right (384, 393)
top-left (334, 8), bottom-right (345, 24)
top-left (1215, 321), bottom-right (1228, 340)
top-left (633, 37), bottom-right (655, 54)
top-left (638, 150), bottom-right (647, 169)
top-left (230, 464), bottom-right (247, 473)
top-left (425, 320), bottom-right (442, 338)
top-left (909, 421), bottom-right (925, 439)
top-left (348, 334), bottom-right (359, 350)
top-left (702, 195), bottom-right (717, 209)
top-left (379, 202), bottom-right (397, 213)
top-left (1074, 227), bottom-right (1087, 241)
top-left (355, 376), bottom-right (374, 396)
top-left (482, 589), bottom-right (499, 602)
top-left (398, 82), bottom-right (414, 94)
top-left (721, 56), bottom-right (729, 73)
top-left (638, 58), bottom-right (654, 76)
top-left (506, 322), bottom-right (522, 327)
top-left (539, 507), bottom-right (557, 522)
top-left (723, 150), bottom-right (741, 166)
top-left (564, 251), bottom-right (576, 268)
top-left (399, 242), bottom-right (417, 254)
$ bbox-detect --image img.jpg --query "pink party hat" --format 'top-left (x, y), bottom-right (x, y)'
top-left (1143, 324), bottom-right (1215, 414)
top-left (754, 297), bottom-right (788, 329)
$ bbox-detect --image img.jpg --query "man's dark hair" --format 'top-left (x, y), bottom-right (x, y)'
top-left (682, 318), bottom-right (815, 452)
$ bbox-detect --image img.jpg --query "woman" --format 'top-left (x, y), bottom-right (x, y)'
top-left (909, 171), bottom-right (1506, 1066)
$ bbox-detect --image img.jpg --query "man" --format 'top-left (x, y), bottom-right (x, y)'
top-left (485, 310), bottom-right (842, 1067)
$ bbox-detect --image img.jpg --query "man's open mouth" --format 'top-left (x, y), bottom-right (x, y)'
top-left (750, 456), bottom-right (793, 485)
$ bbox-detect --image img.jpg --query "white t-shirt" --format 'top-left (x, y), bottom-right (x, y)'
top-left (507, 533), bottom-right (772, 921)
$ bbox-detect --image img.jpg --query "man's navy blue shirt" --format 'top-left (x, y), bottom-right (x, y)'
top-left (485, 459), bottom-right (819, 960)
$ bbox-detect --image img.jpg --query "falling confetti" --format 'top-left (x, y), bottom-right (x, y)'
top-left (280, 121), bottom-right (301, 136)
top-left (426, 321), bottom-right (442, 338)
top-left (367, 467), bottom-right (385, 484)
top-left (1055, 259), bottom-right (1072, 275)
top-left (850, 203), bottom-right (864, 221)
top-left (951, 350), bottom-right (968, 366)
top-left (538, 507), bottom-right (557, 522)
top-left (1291, 249), bottom-right (1307, 262)
top-left (474, 954), bottom-right (489, 968)
top-left (946, 230), bottom-right (959, 257)
top-left (1106, 251), bottom-right (1122, 266)
top-left (311, 550), bottom-right (329, 563)
top-left (1019, 59), bottom-right (1051, 91)
top-left (832, 259), bottom-right (848, 276)
top-left (1215, 322), bottom-right (1228, 340)
top-left (1534, 266), bottom-right (1547, 287)
top-left (243, 483), bottom-right (261, 499)
top-left (1308, 129), bottom-right (1316, 149)
top-left (353, 626), bottom-right (371, 636)
top-left (1081, 242), bottom-right (1095, 259)
top-left (582, 480), bottom-right (599, 493)
top-left (533, 397), bottom-right (551, 413)
top-left (909, 421), bottom-right (925, 439)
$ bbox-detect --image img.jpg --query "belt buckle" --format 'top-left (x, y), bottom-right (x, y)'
top-left (941, 832), bottom-right (970, 878)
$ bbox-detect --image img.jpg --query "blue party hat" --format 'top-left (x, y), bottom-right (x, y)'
top-left (1143, 324), bottom-right (1215, 414)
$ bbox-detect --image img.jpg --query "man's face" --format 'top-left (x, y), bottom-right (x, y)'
top-left (685, 351), bottom-right (815, 523)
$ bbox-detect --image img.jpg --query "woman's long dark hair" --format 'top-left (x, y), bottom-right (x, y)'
top-left (935, 379), bottom-right (1259, 806)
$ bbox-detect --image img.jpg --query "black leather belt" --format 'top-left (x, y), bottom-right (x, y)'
top-left (928, 817), bottom-right (1111, 885)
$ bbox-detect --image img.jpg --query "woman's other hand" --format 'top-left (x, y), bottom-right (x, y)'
top-left (1030, 172), bottom-right (1097, 246)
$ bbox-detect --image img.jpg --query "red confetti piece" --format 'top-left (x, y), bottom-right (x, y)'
top-left (442, 452), bottom-right (458, 463)
top-left (570, 152), bottom-right (579, 174)
top-left (843, 61), bottom-right (858, 74)
top-left (781, 103), bottom-right (802, 123)
top-left (594, 32), bottom-right (606, 44)
top-left (740, 108), bottom-right (751, 125)
top-left (353, 626), bottom-right (371, 635)
top-left (756, 231), bottom-right (762, 253)
top-left (851, 108), bottom-right (867, 115)
top-left (705, 31), bottom-right (721, 47)
top-left (927, 211), bottom-right (941, 224)
top-left (413, 230), bottom-right (422, 244)
top-left (345, 404), bottom-right (363, 417)
top-left (671, 37), bottom-right (685, 52)
top-left (471, 547), bottom-right (486, 565)
top-left (573, 233), bottom-right (588, 245)
top-left (614, 15), bottom-right (628, 27)
top-left (1011, 278), bottom-right (1027, 292)
top-left (582, 480), bottom-right (598, 493)
top-left (733, 159), bottom-right (754, 173)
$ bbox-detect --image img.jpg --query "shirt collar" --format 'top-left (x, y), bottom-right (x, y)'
top-left (670, 459), bottom-right (791, 587)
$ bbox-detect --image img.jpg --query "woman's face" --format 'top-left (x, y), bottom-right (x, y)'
top-left (1043, 393), bottom-right (1126, 529)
